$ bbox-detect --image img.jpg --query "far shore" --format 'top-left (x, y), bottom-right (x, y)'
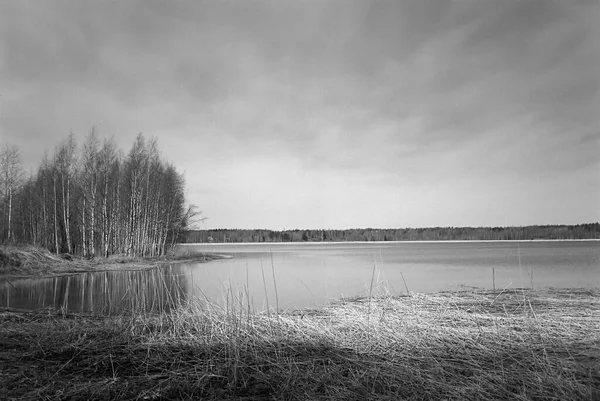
top-left (0, 245), bottom-right (228, 282)
top-left (179, 238), bottom-right (600, 246)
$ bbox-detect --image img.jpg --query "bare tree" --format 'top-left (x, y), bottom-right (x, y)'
top-left (54, 134), bottom-right (78, 253)
top-left (4, 132), bottom-right (192, 257)
top-left (169, 203), bottom-right (206, 255)
top-left (81, 129), bottom-right (100, 256)
top-left (0, 143), bottom-right (24, 243)
top-left (98, 137), bottom-right (120, 258)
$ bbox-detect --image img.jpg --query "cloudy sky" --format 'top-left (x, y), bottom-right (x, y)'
top-left (1, 0), bottom-right (598, 230)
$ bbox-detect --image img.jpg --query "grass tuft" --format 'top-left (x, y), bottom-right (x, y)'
top-left (1, 287), bottom-right (598, 400)
top-left (0, 245), bottom-right (64, 274)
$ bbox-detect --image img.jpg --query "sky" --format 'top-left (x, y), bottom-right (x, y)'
top-left (1, 0), bottom-right (599, 230)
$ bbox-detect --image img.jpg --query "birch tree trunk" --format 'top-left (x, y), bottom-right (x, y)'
top-left (53, 175), bottom-right (59, 254)
top-left (0, 144), bottom-right (23, 243)
top-left (82, 195), bottom-right (87, 256)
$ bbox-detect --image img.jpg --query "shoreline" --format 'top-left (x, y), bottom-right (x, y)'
top-left (1, 287), bottom-right (598, 400)
top-left (179, 238), bottom-right (600, 246)
top-left (0, 245), bottom-right (228, 282)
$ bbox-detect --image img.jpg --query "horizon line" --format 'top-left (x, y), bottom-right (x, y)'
top-left (189, 222), bottom-right (600, 231)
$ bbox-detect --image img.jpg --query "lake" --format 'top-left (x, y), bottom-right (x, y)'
top-left (1, 240), bottom-right (598, 314)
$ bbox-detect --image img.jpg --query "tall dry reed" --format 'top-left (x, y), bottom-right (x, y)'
top-left (1, 287), bottom-right (598, 400)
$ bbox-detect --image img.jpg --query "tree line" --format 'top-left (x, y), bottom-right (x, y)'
top-left (183, 223), bottom-right (600, 243)
top-left (0, 132), bottom-right (196, 257)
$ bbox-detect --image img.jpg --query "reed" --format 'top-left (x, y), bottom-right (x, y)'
top-left (367, 263), bottom-right (376, 331)
top-left (1, 287), bottom-right (598, 400)
top-left (260, 261), bottom-right (271, 320)
top-left (2, 247), bottom-right (598, 399)
top-left (400, 271), bottom-right (410, 296)
top-left (270, 250), bottom-right (280, 316)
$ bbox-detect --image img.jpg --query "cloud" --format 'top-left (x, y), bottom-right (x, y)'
top-left (1, 0), bottom-right (598, 228)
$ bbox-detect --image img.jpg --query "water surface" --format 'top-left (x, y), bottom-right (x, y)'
top-left (1, 240), bottom-right (598, 314)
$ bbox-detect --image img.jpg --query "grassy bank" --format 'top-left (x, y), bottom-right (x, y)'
top-left (1, 288), bottom-right (598, 400)
top-left (0, 245), bottom-right (223, 281)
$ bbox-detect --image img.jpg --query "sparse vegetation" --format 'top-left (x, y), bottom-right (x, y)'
top-left (0, 244), bottom-right (222, 280)
top-left (1, 288), bottom-right (598, 400)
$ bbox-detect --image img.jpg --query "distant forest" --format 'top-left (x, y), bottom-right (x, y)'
top-left (4, 134), bottom-right (597, 256)
top-left (183, 223), bottom-right (600, 243)
top-left (0, 133), bottom-right (195, 257)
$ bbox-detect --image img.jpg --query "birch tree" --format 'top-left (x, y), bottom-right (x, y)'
top-left (81, 129), bottom-right (100, 256)
top-left (0, 143), bottom-right (24, 243)
top-left (54, 134), bottom-right (77, 254)
top-left (5, 132), bottom-right (192, 257)
top-left (97, 137), bottom-right (120, 258)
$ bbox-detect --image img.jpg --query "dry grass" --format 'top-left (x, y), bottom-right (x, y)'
top-left (0, 245), bottom-right (64, 274)
top-left (1, 287), bottom-right (598, 400)
top-left (0, 245), bottom-right (223, 281)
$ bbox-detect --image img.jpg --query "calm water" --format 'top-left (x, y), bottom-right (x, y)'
top-left (1, 241), bottom-right (598, 314)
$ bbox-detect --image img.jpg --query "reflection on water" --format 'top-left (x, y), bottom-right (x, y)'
top-left (1, 241), bottom-right (598, 314)
top-left (1, 267), bottom-right (188, 315)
